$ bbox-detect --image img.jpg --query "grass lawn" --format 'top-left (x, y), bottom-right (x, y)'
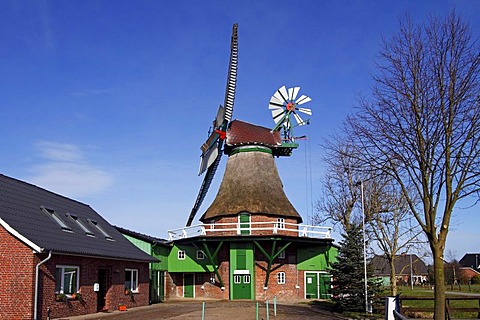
top-left (384, 285), bottom-right (480, 319)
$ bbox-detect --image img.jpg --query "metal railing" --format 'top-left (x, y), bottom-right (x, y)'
top-left (167, 221), bottom-right (332, 241)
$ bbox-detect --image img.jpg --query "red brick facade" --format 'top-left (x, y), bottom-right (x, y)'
top-left (0, 226), bottom-right (36, 319)
top-left (164, 214), bottom-right (332, 302)
top-left (0, 226), bottom-right (151, 320)
top-left (164, 245), bottom-right (308, 301)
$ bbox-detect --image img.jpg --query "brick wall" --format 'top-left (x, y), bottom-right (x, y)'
top-left (0, 226), bottom-right (36, 320)
top-left (254, 244), bottom-right (304, 301)
top-left (0, 226), bottom-right (151, 319)
top-left (205, 215), bottom-right (300, 237)
top-left (43, 256), bottom-right (150, 319)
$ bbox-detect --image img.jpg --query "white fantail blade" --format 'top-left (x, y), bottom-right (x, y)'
top-left (297, 107), bottom-right (312, 115)
top-left (269, 102), bottom-right (283, 110)
top-left (271, 108), bottom-right (286, 124)
top-left (293, 112), bottom-right (306, 126)
top-left (198, 143), bottom-right (219, 175)
top-left (288, 87), bottom-right (300, 101)
top-left (273, 86), bottom-right (289, 104)
top-left (269, 95), bottom-right (284, 106)
top-left (295, 95), bottom-right (312, 105)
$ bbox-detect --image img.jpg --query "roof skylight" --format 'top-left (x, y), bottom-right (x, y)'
top-left (41, 206), bottom-right (72, 232)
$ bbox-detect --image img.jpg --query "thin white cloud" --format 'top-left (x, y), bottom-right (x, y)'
top-left (28, 141), bottom-right (114, 198)
top-left (36, 141), bottom-right (82, 162)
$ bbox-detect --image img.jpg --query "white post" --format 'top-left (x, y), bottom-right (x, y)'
top-left (360, 181), bottom-right (369, 313)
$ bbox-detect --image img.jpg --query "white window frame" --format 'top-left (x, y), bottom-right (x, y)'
top-left (278, 250), bottom-right (286, 259)
top-left (55, 265), bottom-right (80, 294)
top-left (244, 274), bottom-right (251, 284)
top-left (234, 275), bottom-right (242, 284)
top-left (196, 250), bottom-right (205, 260)
top-left (277, 272), bottom-right (286, 284)
top-left (178, 250), bottom-right (186, 260)
top-left (125, 268), bottom-right (139, 293)
top-left (276, 218), bottom-right (285, 230)
top-left (210, 273), bottom-right (216, 284)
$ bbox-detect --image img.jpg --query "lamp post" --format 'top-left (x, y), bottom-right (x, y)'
top-left (358, 181), bottom-right (369, 313)
top-left (410, 253), bottom-right (413, 290)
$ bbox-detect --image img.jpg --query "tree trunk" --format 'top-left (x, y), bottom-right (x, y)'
top-left (433, 246), bottom-right (446, 320)
top-left (390, 259), bottom-right (397, 296)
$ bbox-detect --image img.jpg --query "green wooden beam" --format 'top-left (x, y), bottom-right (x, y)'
top-left (201, 241), bottom-right (225, 289)
top-left (253, 240), bottom-right (292, 289)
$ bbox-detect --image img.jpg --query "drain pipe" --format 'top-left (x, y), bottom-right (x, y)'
top-left (34, 250), bottom-right (52, 320)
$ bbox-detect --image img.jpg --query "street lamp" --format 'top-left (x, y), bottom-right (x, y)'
top-left (357, 181), bottom-right (369, 313)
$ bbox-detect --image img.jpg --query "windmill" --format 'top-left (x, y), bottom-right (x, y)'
top-left (186, 24), bottom-right (313, 227)
top-left (186, 23), bottom-right (238, 226)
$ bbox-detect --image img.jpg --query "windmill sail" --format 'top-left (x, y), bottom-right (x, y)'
top-left (187, 23), bottom-right (239, 226)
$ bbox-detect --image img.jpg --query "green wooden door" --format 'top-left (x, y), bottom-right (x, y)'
top-left (319, 274), bottom-right (331, 299)
top-left (183, 273), bottom-right (194, 298)
top-left (305, 272), bottom-right (318, 299)
top-left (239, 213), bottom-right (250, 235)
top-left (232, 273), bottom-right (252, 299)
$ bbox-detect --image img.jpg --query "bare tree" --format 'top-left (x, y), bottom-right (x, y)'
top-left (315, 136), bottom-right (363, 231)
top-left (365, 175), bottom-right (424, 295)
top-left (316, 136), bottom-right (425, 296)
top-left (346, 11), bottom-right (480, 319)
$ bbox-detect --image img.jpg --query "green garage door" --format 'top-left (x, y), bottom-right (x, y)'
top-left (306, 272), bottom-right (331, 299)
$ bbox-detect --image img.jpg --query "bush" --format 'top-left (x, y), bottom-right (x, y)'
top-left (471, 275), bottom-right (480, 284)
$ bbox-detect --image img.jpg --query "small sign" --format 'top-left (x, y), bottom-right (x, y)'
top-left (94, 283), bottom-right (100, 292)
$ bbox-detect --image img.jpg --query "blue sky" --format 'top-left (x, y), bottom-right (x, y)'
top-left (1, 0), bottom-right (478, 260)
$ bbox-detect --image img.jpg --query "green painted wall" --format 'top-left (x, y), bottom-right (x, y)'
top-left (297, 245), bottom-right (338, 270)
top-left (168, 244), bottom-right (215, 272)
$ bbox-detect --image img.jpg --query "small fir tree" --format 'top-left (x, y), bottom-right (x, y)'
top-left (331, 224), bottom-right (380, 312)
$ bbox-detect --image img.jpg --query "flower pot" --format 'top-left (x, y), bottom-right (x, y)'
top-left (118, 305), bottom-right (127, 311)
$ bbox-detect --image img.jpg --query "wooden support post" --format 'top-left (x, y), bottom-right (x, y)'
top-left (201, 241), bottom-right (225, 288)
top-left (253, 240), bottom-right (292, 289)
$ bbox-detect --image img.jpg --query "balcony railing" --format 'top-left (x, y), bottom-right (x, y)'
top-left (167, 221), bottom-right (332, 241)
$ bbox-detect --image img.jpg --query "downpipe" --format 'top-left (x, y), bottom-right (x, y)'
top-left (34, 250), bottom-right (52, 320)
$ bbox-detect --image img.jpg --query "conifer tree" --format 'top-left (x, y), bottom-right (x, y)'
top-left (331, 224), bottom-right (379, 312)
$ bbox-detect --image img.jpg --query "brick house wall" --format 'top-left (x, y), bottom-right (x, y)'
top-left (254, 242), bottom-right (304, 301)
top-left (0, 226), bottom-right (36, 320)
top-left (0, 226), bottom-right (151, 320)
top-left (42, 256), bottom-right (150, 319)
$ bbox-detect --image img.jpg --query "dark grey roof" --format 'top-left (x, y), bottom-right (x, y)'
top-left (370, 254), bottom-right (428, 276)
top-left (115, 225), bottom-right (169, 246)
top-left (459, 253), bottom-right (480, 271)
top-left (0, 174), bottom-right (156, 262)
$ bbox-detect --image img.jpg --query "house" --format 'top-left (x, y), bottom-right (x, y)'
top-left (370, 254), bottom-right (429, 286)
top-left (0, 174), bottom-right (157, 320)
top-left (164, 121), bottom-right (338, 301)
top-left (115, 226), bottom-right (170, 303)
top-left (459, 253), bottom-right (480, 272)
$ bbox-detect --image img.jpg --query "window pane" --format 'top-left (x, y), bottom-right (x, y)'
top-left (125, 270), bottom-right (132, 290)
top-left (64, 267), bottom-right (78, 293)
top-left (132, 270), bottom-right (138, 290)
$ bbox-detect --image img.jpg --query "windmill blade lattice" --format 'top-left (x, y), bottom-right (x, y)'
top-left (187, 23), bottom-right (239, 227)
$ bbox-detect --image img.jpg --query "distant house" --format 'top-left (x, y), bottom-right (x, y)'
top-left (115, 226), bottom-right (170, 303)
top-left (459, 253), bottom-right (480, 272)
top-left (370, 254), bottom-right (429, 286)
top-left (0, 174), bottom-right (157, 320)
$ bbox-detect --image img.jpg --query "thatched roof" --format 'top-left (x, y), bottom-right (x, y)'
top-left (200, 147), bottom-right (302, 222)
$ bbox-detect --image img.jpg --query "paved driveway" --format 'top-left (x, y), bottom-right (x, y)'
top-left (58, 300), bottom-right (348, 320)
